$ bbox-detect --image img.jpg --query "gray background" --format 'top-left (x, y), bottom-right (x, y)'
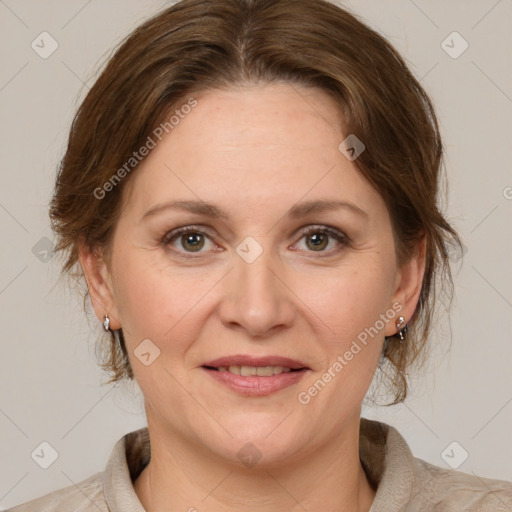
top-left (1, 0), bottom-right (511, 508)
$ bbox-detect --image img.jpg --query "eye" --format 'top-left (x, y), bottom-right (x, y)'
top-left (294, 226), bottom-right (349, 254)
top-left (162, 225), bottom-right (349, 257)
top-left (162, 226), bottom-right (216, 255)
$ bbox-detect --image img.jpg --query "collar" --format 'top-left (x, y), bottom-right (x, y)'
top-left (103, 418), bottom-right (417, 511)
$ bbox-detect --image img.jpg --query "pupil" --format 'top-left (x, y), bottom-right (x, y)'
top-left (183, 233), bottom-right (204, 252)
top-left (308, 233), bottom-right (327, 250)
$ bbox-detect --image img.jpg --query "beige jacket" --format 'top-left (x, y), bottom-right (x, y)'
top-left (8, 418), bottom-right (512, 511)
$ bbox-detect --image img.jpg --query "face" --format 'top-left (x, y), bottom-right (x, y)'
top-left (83, 83), bottom-right (424, 467)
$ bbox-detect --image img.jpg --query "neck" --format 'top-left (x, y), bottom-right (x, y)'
top-left (134, 416), bottom-right (376, 512)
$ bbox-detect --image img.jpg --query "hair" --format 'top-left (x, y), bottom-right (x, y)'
top-left (50, 0), bottom-right (463, 404)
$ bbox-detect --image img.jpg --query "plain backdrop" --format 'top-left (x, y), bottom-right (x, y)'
top-left (1, 0), bottom-right (511, 509)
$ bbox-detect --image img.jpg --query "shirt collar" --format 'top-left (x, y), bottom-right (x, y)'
top-left (103, 418), bottom-right (416, 511)
top-left (103, 428), bottom-right (149, 512)
top-left (360, 418), bottom-right (417, 511)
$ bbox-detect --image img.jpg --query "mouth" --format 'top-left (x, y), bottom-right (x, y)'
top-left (201, 355), bottom-right (310, 396)
top-left (203, 365), bottom-right (302, 376)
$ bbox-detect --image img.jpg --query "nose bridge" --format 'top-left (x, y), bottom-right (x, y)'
top-left (220, 236), bottom-right (293, 336)
top-left (237, 241), bottom-right (276, 294)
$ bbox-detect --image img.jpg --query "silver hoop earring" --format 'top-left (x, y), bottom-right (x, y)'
top-left (396, 316), bottom-right (406, 342)
top-left (103, 314), bottom-right (110, 332)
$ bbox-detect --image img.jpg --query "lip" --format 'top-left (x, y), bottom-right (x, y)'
top-left (201, 367), bottom-right (309, 396)
top-left (202, 354), bottom-right (309, 370)
top-left (200, 354), bottom-right (310, 397)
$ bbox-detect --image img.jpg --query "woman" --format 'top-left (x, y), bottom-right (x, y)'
top-left (8, 0), bottom-right (512, 510)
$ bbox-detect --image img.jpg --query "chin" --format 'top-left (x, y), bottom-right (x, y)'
top-left (204, 415), bottom-right (309, 468)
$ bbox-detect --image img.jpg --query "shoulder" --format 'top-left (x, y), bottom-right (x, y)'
top-left (360, 418), bottom-right (512, 512)
top-left (6, 472), bottom-right (107, 512)
top-left (410, 456), bottom-right (512, 511)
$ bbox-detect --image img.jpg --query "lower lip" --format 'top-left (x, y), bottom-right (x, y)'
top-left (201, 367), bottom-right (308, 396)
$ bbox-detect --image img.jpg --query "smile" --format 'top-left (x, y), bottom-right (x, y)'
top-left (201, 355), bottom-right (310, 396)
top-left (210, 365), bottom-right (294, 376)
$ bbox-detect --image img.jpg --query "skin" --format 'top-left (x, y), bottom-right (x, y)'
top-left (80, 83), bottom-right (426, 512)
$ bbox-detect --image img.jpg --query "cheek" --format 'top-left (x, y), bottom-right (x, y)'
top-left (295, 272), bottom-right (390, 419)
top-left (113, 262), bottom-right (170, 336)
top-left (110, 248), bottom-right (222, 356)
top-left (311, 263), bottom-right (394, 350)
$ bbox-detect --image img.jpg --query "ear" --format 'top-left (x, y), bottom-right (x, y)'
top-left (78, 240), bottom-right (122, 330)
top-left (384, 234), bottom-right (426, 337)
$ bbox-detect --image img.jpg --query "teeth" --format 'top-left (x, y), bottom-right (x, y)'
top-left (216, 365), bottom-right (293, 376)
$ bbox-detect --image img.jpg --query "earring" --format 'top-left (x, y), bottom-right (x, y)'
top-left (396, 316), bottom-right (406, 342)
top-left (103, 314), bottom-right (110, 332)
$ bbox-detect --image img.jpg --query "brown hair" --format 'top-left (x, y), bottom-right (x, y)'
top-left (50, 0), bottom-right (463, 404)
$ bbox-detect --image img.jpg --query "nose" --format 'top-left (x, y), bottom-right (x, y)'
top-left (218, 242), bottom-right (296, 339)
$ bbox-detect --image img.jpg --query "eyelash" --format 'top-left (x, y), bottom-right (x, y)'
top-left (161, 225), bottom-right (350, 258)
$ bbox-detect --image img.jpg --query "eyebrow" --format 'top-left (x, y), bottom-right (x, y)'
top-left (141, 198), bottom-right (368, 222)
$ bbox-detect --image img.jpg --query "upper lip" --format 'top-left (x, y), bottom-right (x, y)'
top-left (202, 355), bottom-right (309, 370)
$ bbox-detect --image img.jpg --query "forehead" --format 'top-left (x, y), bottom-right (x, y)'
top-left (121, 83), bottom-right (385, 223)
